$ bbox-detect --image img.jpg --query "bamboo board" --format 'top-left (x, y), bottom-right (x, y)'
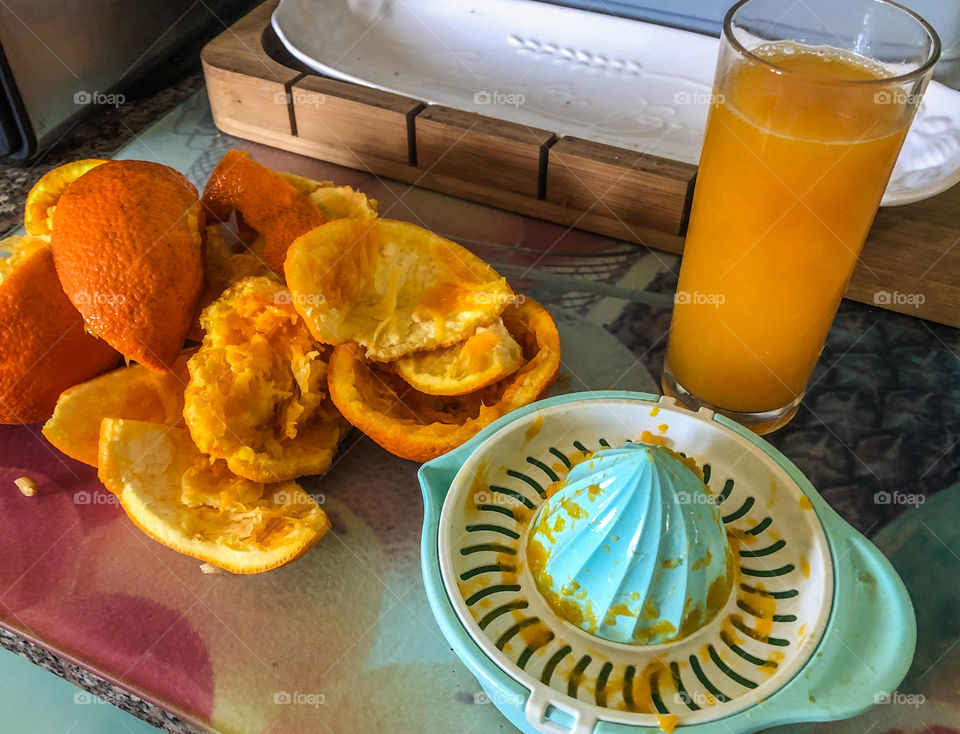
top-left (202, 1), bottom-right (960, 328)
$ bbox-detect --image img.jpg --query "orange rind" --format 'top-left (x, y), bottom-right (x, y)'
top-left (184, 276), bottom-right (350, 482)
top-left (284, 218), bottom-right (514, 362)
top-left (24, 159), bottom-right (107, 237)
top-left (393, 317), bottom-right (524, 396)
top-left (0, 245), bottom-right (118, 424)
top-left (98, 419), bottom-right (329, 574)
top-left (327, 299), bottom-right (560, 462)
top-left (50, 160), bottom-right (204, 373)
top-left (201, 150), bottom-right (325, 273)
top-left (279, 172), bottom-right (378, 222)
top-left (189, 225), bottom-right (275, 340)
top-left (0, 234), bottom-right (48, 281)
top-left (42, 351), bottom-right (192, 466)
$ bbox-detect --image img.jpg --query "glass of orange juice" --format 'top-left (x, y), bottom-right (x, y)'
top-left (662, 0), bottom-right (940, 434)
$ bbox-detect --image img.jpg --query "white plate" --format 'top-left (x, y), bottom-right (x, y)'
top-left (273, 0), bottom-right (960, 206)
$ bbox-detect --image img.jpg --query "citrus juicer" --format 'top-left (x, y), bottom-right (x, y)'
top-left (526, 441), bottom-right (734, 647)
top-left (419, 391), bottom-right (916, 734)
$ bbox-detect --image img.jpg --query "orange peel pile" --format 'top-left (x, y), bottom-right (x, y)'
top-left (4, 150), bottom-right (561, 572)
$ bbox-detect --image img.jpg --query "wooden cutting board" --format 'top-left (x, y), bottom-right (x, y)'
top-left (202, 1), bottom-right (960, 328)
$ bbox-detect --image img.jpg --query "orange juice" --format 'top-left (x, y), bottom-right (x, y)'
top-left (666, 42), bottom-right (912, 414)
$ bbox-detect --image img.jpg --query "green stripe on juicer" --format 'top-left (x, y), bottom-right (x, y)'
top-left (525, 442), bottom-right (735, 646)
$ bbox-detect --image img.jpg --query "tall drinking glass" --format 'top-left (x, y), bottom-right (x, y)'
top-left (662, 0), bottom-right (940, 434)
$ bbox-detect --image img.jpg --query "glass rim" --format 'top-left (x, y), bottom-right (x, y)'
top-left (722, 0), bottom-right (942, 85)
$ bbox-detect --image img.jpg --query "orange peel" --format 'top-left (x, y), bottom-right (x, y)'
top-left (327, 299), bottom-right (560, 462)
top-left (184, 276), bottom-right (350, 482)
top-left (201, 150), bottom-right (325, 273)
top-left (98, 419), bottom-right (329, 574)
top-left (24, 159), bottom-right (107, 237)
top-left (284, 218), bottom-right (514, 362)
top-left (187, 224), bottom-right (275, 341)
top-left (49, 159), bottom-right (204, 373)
top-left (42, 351), bottom-right (192, 466)
top-left (393, 317), bottom-right (523, 396)
top-left (0, 244), bottom-right (118, 424)
top-left (279, 172), bottom-right (378, 222)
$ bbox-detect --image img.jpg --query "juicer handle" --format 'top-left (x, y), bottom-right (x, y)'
top-left (525, 687), bottom-right (597, 734)
top-left (735, 502), bottom-right (917, 729)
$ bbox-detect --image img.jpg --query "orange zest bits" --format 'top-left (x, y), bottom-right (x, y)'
top-left (201, 150), bottom-right (326, 273)
top-left (49, 160), bottom-right (204, 373)
top-left (0, 245), bottom-right (118, 424)
top-left (284, 218), bottom-right (514, 362)
top-left (98, 419), bottom-right (329, 574)
top-left (327, 299), bottom-right (561, 462)
top-left (43, 350), bottom-right (192, 466)
top-left (184, 276), bottom-right (350, 482)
